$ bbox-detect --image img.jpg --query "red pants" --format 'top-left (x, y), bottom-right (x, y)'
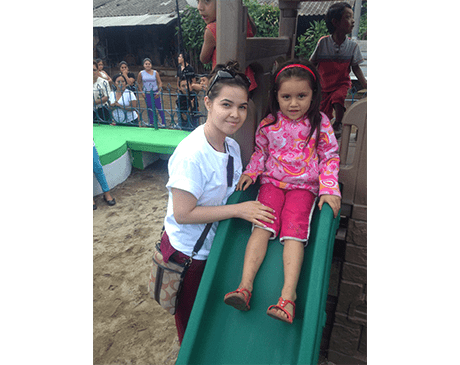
top-left (320, 84), bottom-right (349, 121)
top-left (256, 183), bottom-right (316, 244)
top-left (160, 231), bottom-right (206, 344)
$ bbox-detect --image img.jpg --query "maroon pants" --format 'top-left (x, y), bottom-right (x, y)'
top-left (160, 231), bottom-right (206, 344)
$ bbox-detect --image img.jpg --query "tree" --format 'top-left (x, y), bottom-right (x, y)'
top-left (295, 20), bottom-right (329, 60)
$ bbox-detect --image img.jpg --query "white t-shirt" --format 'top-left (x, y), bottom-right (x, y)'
top-left (109, 89), bottom-right (139, 123)
top-left (164, 124), bottom-right (242, 260)
top-left (93, 77), bottom-right (110, 108)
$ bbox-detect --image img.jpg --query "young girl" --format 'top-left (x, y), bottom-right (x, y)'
top-left (224, 59), bottom-right (341, 324)
top-left (137, 58), bottom-right (166, 126)
top-left (197, 0), bottom-right (257, 92)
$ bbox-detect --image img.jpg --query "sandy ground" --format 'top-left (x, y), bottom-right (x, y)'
top-left (93, 159), bottom-right (336, 365)
top-left (93, 160), bottom-right (180, 365)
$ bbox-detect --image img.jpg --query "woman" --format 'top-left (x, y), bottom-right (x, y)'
top-left (119, 61), bottom-right (136, 92)
top-left (176, 52), bottom-right (201, 92)
top-left (93, 61), bottom-right (111, 123)
top-left (109, 73), bottom-right (140, 126)
top-left (137, 58), bottom-right (166, 126)
top-left (95, 59), bottom-right (113, 88)
top-left (160, 61), bottom-right (275, 343)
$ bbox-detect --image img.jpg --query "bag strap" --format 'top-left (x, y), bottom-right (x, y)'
top-left (158, 222), bottom-right (213, 268)
top-left (191, 222), bottom-right (213, 258)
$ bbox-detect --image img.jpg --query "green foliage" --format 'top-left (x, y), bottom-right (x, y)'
top-left (295, 20), bottom-right (329, 60)
top-left (177, 6), bottom-right (208, 69)
top-left (243, 0), bottom-right (279, 37)
top-left (358, 1), bottom-right (367, 40)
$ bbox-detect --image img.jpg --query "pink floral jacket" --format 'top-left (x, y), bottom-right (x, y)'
top-left (244, 112), bottom-right (341, 197)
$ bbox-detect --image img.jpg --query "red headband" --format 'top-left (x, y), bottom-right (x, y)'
top-left (275, 64), bottom-right (316, 82)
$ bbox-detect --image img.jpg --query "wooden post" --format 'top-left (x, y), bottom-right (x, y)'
top-left (278, 0), bottom-right (300, 59)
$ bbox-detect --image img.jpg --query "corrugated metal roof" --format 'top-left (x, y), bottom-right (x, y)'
top-left (258, 0), bottom-right (355, 16)
top-left (93, 0), bottom-right (356, 20)
top-left (93, 14), bottom-right (176, 27)
top-left (93, 0), bottom-right (188, 18)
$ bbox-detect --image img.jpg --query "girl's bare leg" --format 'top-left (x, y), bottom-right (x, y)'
top-left (237, 227), bottom-right (272, 292)
top-left (273, 239), bottom-right (305, 319)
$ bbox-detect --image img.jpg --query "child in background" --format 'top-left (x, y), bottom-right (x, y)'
top-left (310, 2), bottom-right (367, 136)
top-left (198, 0), bottom-right (258, 92)
top-left (224, 59), bottom-right (341, 324)
top-left (176, 77), bottom-right (200, 130)
top-left (198, 74), bottom-right (209, 121)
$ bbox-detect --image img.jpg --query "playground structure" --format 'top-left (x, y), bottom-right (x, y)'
top-left (93, 1), bottom-right (367, 362)
top-left (177, 1), bottom-right (367, 363)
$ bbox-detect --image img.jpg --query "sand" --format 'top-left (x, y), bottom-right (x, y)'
top-left (93, 160), bottom-right (180, 365)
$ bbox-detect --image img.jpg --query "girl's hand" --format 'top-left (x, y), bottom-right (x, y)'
top-left (235, 201), bottom-right (275, 227)
top-left (236, 174), bottom-right (253, 191)
top-left (318, 195), bottom-right (341, 218)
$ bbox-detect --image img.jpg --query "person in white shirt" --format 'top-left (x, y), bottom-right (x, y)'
top-left (160, 61), bottom-right (275, 344)
top-left (109, 73), bottom-right (139, 126)
top-left (93, 61), bottom-right (111, 123)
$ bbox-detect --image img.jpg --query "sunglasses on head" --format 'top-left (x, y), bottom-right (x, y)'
top-left (207, 69), bottom-right (251, 96)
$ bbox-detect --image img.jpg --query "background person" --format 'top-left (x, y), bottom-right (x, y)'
top-left (93, 141), bottom-right (116, 209)
top-left (95, 58), bottom-right (113, 89)
top-left (137, 58), bottom-right (166, 126)
top-left (198, 0), bottom-right (258, 92)
top-left (310, 1), bottom-right (367, 137)
top-left (176, 52), bottom-right (201, 92)
top-left (176, 77), bottom-right (200, 130)
top-left (109, 73), bottom-right (140, 126)
top-left (119, 61), bottom-right (137, 92)
top-left (93, 61), bottom-right (111, 123)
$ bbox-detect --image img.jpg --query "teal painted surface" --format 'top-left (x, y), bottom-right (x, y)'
top-left (93, 124), bottom-right (190, 166)
top-left (177, 184), bottom-right (340, 365)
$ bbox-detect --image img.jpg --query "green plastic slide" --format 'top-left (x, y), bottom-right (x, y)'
top-left (176, 184), bottom-right (340, 365)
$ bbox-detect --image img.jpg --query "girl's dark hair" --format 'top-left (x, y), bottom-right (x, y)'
top-left (119, 61), bottom-right (128, 68)
top-left (112, 73), bottom-right (128, 84)
top-left (267, 58), bottom-right (322, 150)
top-left (325, 2), bottom-right (352, 33)
top-left (206, 61), bottom-right (250, 101)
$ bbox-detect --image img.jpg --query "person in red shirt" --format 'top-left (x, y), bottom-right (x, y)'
top-left (198, 0), bottom-right (258, 92)
top-left (310, 2), bottom-right (367, 136)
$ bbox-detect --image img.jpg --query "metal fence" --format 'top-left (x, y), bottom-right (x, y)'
top-left (93, 82), bottom-right (207, 131)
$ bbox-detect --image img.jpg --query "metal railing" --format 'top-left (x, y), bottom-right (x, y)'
top-left (93, 82), bottom-right (207, 131)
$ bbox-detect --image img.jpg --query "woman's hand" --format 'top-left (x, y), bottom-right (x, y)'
top-left (236, 174), bottom-right (253, 191)
top-left (318, 194), bottom-right (341, 218)
top-left (234, 201), bottom-right (275, 227)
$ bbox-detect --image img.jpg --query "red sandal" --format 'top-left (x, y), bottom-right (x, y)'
top-left (224, 288), bottom-right (252, 311)
top-left (267, 297), bottom-right (295, 324)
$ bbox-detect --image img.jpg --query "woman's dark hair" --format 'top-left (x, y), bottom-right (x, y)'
top-left (112, 73), bottom-right (128, 84)
top-left (179, 52), bottom-right (190, 64)
top-left (325, 2), bottom-right (352, 33)
top-left (267, 58), bottom-right (322, 150)
top-left (206, 61), bottom-right (250, 101)
top-left (119, 61), bottom-right (128, 68)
